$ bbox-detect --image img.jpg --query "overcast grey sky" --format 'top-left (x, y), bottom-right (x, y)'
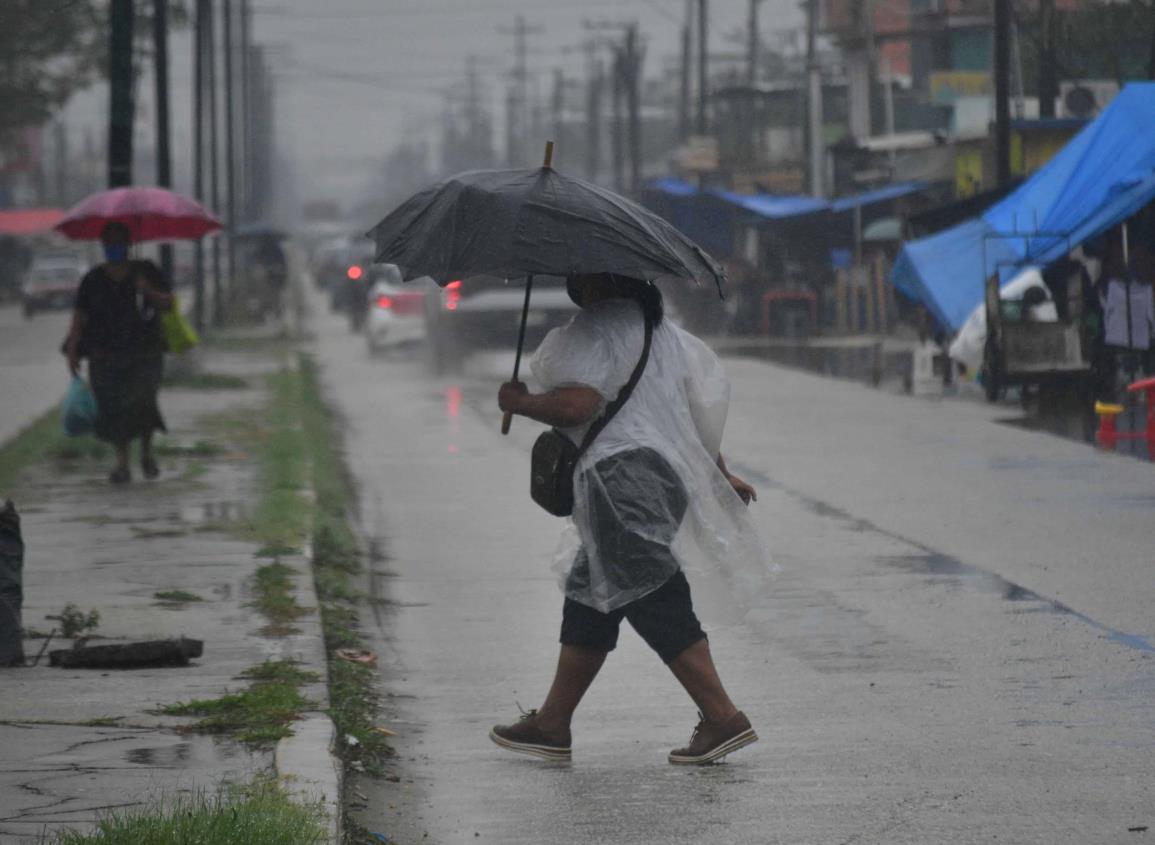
top-left (256, 0), bottom-right (803, 200)
top-left (60, 0), bottom-right (803, 214)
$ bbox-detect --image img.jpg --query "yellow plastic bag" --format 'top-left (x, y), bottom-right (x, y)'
top-left (161, 296), bottom-right (199, 353)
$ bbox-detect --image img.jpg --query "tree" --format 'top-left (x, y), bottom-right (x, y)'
top-left (0, 1), bottom-right (104, 144)
top-left (0, 1), bottom-right (189, 166)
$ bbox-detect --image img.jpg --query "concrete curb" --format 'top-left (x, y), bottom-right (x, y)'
top-left (268, 511), bottom-right (342, 841)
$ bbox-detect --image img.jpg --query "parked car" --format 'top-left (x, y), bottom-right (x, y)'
top-left (365, 266), bottom-right (429, 354)
top-left (21, 251), bottom-right (87, 318)
top-left (423, 274), bottom-right (577, 372)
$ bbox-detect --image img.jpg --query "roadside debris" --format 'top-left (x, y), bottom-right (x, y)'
top-left (49, 636), bottom-right (204, 669)
top-left (335, 646), bottom-right (377, 667)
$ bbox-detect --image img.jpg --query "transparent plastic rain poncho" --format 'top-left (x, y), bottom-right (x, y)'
top-left (530, 298), bottom-right (772, 624)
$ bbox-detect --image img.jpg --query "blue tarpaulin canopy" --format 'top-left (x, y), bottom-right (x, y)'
top-left (892, 83), bottom-right (1155, 331)
top-left (707, 189), bottom-right (829, 220)
top-left (829, 181), bottom-right (928, 212)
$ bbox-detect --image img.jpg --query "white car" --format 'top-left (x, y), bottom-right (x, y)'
top-left (365, 265), bottom-right (429, 353)
top-left (423, 274), bottom-right (578, 372)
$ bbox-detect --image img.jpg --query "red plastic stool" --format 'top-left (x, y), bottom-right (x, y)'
top-left (1126, 376), bottom-right (1155, 455)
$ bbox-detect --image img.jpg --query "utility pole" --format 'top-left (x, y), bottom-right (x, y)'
top-left (586, 56), bottom-right (603, 180)
top-left (1037, 0), bottom-right (1056, 117)
top-left (994, 0), bottom-right (1011, 185)
top-left (108, 0), bottom-right (134, 187)
top-left (240, 0), bottom-right (252, 221)
top-left (207, 0), bottom-right (223, 327)
top-left (224, 0), bottom-right (236, 303)
top-left (696, 0), bottom-right (708, 134)
top-left (806, 0), bottom-right (824, 196)
top-left (680, 0), bottom-right (692, 140)
top-left (611, 49), bottom-right (625, 192)
top-left (505, 85), bottom-right (518, 167)
top-left (498, 15), bottom-right (544, 167)
top-left (193, 0), bottom-right (206, 331)
top-left (747, 0), bottom-right (762, 86)
top-left (154, 0), bottom-right (174, 285)
top-left (623, 25), bottom-right (643, 195)
top-left (552, 68), bottom-right (565, 144)
top-left (846, 0), bottom-right (874, 139)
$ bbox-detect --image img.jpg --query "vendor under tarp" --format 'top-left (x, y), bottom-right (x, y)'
top-left (892, 83), bottom-right (1155, 332)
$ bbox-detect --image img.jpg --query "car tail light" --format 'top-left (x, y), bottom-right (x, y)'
top-left (445, 280), bottom-right (462, 311)
top-left (446, 280), bottom-right (462, 290)
top-left (375, 294), bottom-right (393, 310)
top-left (347, 265), bottom-right (363, 280)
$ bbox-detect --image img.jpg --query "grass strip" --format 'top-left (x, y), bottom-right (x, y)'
top-left (0, 408), bottom-right (64, 493)
top-left (251, 561), bottom-right (310, 636)
top-left (152, 590), bottom-right (203, 604)
top-left (162, 371), bottom-right (249, 390)
top-left (161, 660), bottom-right (313, 746)
top-left (40, 779), bottom-right (327, 845)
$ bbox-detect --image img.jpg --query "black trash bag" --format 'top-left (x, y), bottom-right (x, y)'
top-left (0, 500), bottom-right (25, 668)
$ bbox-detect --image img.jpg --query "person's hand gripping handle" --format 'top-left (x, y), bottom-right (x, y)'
top-left (501, 140), bottom-right (554, 435)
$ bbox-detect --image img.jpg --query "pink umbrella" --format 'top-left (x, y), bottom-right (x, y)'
top-left (55, 186), bottom-right (222, 242)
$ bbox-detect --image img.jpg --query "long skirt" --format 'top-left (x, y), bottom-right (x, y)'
top-left (89, 352), bottom-right (166, 445)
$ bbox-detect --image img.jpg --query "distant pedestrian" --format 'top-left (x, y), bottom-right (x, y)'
top-left (65, 222), bottom-right (174, 484)
top-left (492, 273), bottom-right (767, 765)
top-left (1096, 233), bottom-right (1155, 399)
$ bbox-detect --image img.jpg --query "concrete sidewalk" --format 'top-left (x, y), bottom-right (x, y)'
top-left (0, 339), bottom-right (339, 844)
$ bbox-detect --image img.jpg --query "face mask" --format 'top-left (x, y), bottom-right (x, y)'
top-left (103, 243), bottom-right (129, 263)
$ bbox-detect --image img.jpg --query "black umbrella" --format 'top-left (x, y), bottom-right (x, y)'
top-left (367, 142), bottom-right (725, 432)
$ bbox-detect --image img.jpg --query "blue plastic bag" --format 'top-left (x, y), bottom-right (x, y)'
top-left (61, 377), bottom-right (99, 437)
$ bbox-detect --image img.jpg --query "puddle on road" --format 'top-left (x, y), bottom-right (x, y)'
top-left (880, 553), bottom-right (1155, 653)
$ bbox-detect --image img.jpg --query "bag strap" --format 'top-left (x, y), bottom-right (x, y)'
top-left (576, 309), bottom-right (654, 457)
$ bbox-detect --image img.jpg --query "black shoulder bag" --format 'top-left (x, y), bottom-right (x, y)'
top-left (530, 313), bottom-right (653, 517)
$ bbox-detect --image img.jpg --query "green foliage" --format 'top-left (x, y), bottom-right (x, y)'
top-left (47, 603), bottom-right (101, 639)
top-left (0, 1), bottom-right (103, 139)
top-left (162, 371), bottom-right (250, 391)
top-left (239, 659), bottom-right (320, 686)
top-left (152, 590), bottom-right (203, 604)
top-left (0, 408), bottom-right (60, 495)
top-left (0, 1), bottom-right (190, 148)
top-left (1017, 0), bottom-right (1155, 91)
top-left (40, 779), bottom-right (327, 845)
top-left (251, 562), bottom-right (311, 636)
top-left (160, 669), bottom-right (311, 746)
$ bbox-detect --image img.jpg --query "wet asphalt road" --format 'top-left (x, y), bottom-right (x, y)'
top-left (308, 305), bottom-right (1155, 845)
top-left (0, 304), bottom-right (72, 445)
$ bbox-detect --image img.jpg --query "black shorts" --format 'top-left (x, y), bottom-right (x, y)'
top-left (560, 571), bottom-right (706, 664)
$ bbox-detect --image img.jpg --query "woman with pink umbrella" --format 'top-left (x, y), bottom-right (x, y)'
top-left (59, 187), bottom-right (220, 484)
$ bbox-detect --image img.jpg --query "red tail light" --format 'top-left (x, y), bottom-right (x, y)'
top-left (375, 294), bottom-right (393, 310)
top-left (445, 280), bottom-right (462, 311)
top-left (347, 265), bottom-right (363, 280)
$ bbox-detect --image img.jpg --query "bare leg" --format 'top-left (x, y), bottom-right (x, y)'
top-left (534, 645), bottom-right (608, 733)
top-left (667, 639), bottom-right (739, 724)
top-left (114, 443), bottom-right (130, 473)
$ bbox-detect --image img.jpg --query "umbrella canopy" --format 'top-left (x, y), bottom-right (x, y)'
top-left (367, 166), bottom-right (725, 294)
top-left (55, 186), bottom-right (222, 242)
